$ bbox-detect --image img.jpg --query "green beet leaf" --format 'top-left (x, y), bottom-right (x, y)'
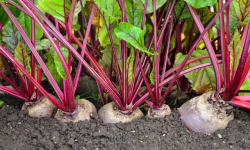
top-left (150, 64), bottom-right (155, 84)
top-left (174, 50), bottom-right (216, 94)
top-left (215, 12), bottom-right (236, 34)
top-left (35, 39), bottom-right (52, 51)
top-left (99, 45), bottom-right (120, 74)
top-left (125, 0), bottom-right (144, 28)
top-left (93, 0), bottom-right (121, 25)
top-left (53, 47), bottom-right (71, 79)
top-left (239, 78), bottom-right (250, 96)
top-left (229, 0), bottom-right (250, 27)
top-left (174, 1), bottom-right (191, 22)
top-left (133, 0), bottom-right (168, 14)
top-left (184, 0), bottom-right (217, 9)
top-left (98, 25), bottom-right (119, 46)
top-left (228, 29), bottom-right (242, 74)
top-left (2, 18), bottom-right (22, 54)
top-left (1, 11), bottom-right (43, 54)
top-left (228, 29), bottom-right (249, 96)
top-left (126, 48), bottom-right (135, 84)
top-left (45, 52), bottom-right (62, 86)
top-left (72, 1), bottom-right (82, 30)
top-left (38, 0), bottom-right (71, 22)
top-left (14, 41), bottom-right (31, 77)
top-left (182, 7), bottom-right (214, 49)
top-left (114, 22), bottom-right (157, 55)
top-left (17, 12), bottom-right (43, 41)
top-left (0, 0), bottom-right (21, 26)
top-left (117, 48), bottom-right (135, 84)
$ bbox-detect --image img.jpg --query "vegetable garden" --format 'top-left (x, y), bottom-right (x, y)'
top-left (1, 0), bottom-right (250, 149)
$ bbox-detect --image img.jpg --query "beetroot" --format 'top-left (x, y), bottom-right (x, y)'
top-left (178, 91), bottom-right (234, 134)
top-left (54, 99), bottom-right (96, 122)
top-left (147, 104), bottom-right (171, 119)
top-left (98, 102), bottom-right (143, 124)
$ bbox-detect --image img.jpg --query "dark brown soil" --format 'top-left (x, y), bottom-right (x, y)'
top-left (0, 93), bottom-right (250, 150)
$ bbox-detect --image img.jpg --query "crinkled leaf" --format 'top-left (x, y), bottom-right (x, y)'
top-left (149, 55), bottom-right (155, 84)
top-left (228, 29), bottom-right (242, 73)
top-left (45, 52), bottom-right (62, 86)
top-left (229, 0), bottom-right (250, 27)
top-left (36, 38), bottom-right (78, 51)
top-left (14, 41), bottom-right (31, 76)
top-left (100, 45), bottom-right (120, 66)
top-left (174, 1), bottom-right (191, 22)
top-left (199, 7), bottom-right (215, 25)
top-left (2, 18), bottom-right (22, 54)
top-left (174, 50), bottom-right (216, 94)
top-left (125, 0), bottom-right (143, 28)
top-left (184, 0), bottom-right (217, 9)
top-left (53, 47), bottom-right (71, 79)
top-left (38, 0), bottom-right (71, 22)
top-left (1, 11), bottom-right (42, 54)
top-left (98, 25), bottom-right (119, 46)
top-left (99, 45), bottom-right (120, 74)
top-left (127, 48), bottom-right (135, 84)
top-left (93, 0), bottom-right (121, 25)
top-left (117, 48), bottom-right (135, 84)
top-left (133, 0), bottom-right (168, 14)
top-left (72, 1), bottom-right (82, 30)
top-left (17, 12), bottom-right (43, 41)
top-left (35, 39), bottom-right (52, 51)
top-left (114, 22), bottom-right (157, 55)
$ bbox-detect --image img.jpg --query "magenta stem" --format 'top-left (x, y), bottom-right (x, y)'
top-left (73, 4), bottom-right (96, 93)
top-left (186, 4), bottom-right (223, 98)
top-left (153, 0), bottom-right (160, 109)
top-left (219, 0), bottom-right (230, 94)
top-left (18, 0), bottom-right (76, 111)
top-left (0, 85), bottom-right (27, 101)
top-left (1, 2), bottom-right (65, 101)
top-left (159, 1), bottom-right (232, 104)
top-left (0, 46), bottom-right (68, 111)
top-left (29, 0), bottom-right (35, 96)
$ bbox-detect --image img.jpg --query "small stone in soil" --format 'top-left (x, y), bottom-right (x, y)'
top-left (218, 134), bottom-right (222, 138)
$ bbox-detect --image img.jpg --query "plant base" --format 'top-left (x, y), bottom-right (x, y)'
top-left (178, 91), bottom-right (234, 134)
top-left (22, 96), bottom-right (57, 118)
top-left (147, 104), bottom-right (171, 118)
top-left (98, 102), bottom-right (143, 124)
top-left (54, 99), bottom-right (96, 122)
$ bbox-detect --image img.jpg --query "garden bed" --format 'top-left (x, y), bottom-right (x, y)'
top-left (0, 94), bottom-right (250, 150)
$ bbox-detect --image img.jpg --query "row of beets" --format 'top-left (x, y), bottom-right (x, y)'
top-left (0, 0), bottom-right (249, 135)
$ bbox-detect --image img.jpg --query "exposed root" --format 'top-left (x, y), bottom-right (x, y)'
top-left (22, 96), bottom-right (57, 118)
top-left (54, 99), bottom-right (96, 122)
top-left (98, 102), bottom-right (143, 124)
top-left (178, 91), bottom-right (234, 134)
top-left (147, 104), bottom-right (171, 119)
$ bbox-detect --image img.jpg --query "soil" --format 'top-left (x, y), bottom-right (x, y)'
top-left (0, 93), bottom-right (250, 150)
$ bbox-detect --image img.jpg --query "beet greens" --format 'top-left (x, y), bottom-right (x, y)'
top-left (0, 0), bottom-right (250, 120)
